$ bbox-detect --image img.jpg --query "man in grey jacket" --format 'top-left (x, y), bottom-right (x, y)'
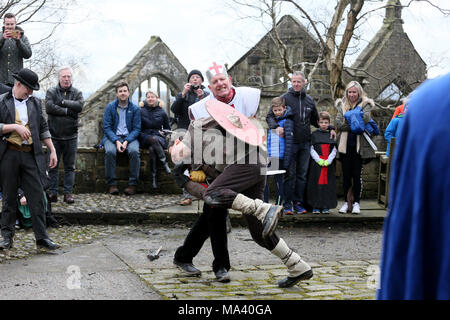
top-left (0, 13), bottom-right (32, 86)
top-left (45, 67), bottom-right (84, 204)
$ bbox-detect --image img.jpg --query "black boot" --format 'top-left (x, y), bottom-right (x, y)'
top-left (155, 147), bottom-right (171, 174)
top-left (150, 159), bottom-right (158, 189)
top-left (0, 238), bottom-right (13, 250)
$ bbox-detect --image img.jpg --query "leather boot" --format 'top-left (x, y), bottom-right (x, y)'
top-left (0, 238), bottom-right (13, 250)
top-left (150, 159), bottom-right (158, 189)
top-left (155, 147), bottom-right (171, 174)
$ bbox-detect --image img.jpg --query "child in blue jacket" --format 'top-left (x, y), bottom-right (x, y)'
top-left (384, 105), bottom-right (407, 157)
top-left (265, 97), bottom-right (294, 211)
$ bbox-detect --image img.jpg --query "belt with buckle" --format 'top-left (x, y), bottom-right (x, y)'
top-left (7, 142), bottom-right (33, 152)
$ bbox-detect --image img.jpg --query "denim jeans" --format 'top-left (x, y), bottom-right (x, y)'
top-left (283, 142), bottom-right (310, 206)
top-left (104, 137), bottom-right (140, 186)
top-left (49, 138), bottom-right (78, 195)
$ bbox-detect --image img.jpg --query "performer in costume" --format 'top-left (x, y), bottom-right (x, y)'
top-left (306, 111), bottom-right (337, 214)
top-left (171, 62), bottom-right (313, 288)
top-left (377, 73), bottom-right (450, 300)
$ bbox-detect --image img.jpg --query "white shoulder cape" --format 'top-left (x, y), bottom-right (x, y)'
top-left (188, 87), bottom-right (261, 120)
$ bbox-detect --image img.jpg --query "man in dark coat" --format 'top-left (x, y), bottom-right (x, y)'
top-left (0, 13), bottom-right (32, 86)
top-left (45, 67), bottom-right (84, 204)
top-left (0, 83), bottom-right (11, 94)
top-left (0, 68), bottom-right (60, 251)
top-left (170, 70), bottom-right (209, 205)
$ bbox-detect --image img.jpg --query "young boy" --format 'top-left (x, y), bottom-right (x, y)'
top-left (306, 111), bottom-right (337, 214)
top-left (384, 105), bottom-right (407, 157)
top-left (265, 97), bottom-right (294, 213)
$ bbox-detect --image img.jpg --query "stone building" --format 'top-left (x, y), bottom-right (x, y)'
top-left (227, 14), bottom-right (332, 119)
top-left (346, 0), bottom-right (427, 100)
top-left (228, 0), bottom-right (427, 121)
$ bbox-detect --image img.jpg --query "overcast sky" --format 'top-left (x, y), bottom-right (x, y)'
top-left (26, 0), bottom-right (450, 94)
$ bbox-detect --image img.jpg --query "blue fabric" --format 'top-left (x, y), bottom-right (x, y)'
top-left (268, 118), bottom-right (286, 159)
top-left (377, 73), bottom-right (450, 300)
top-left (283, 141), bottom-right (310, 205)
top-left (49, 138), bottom-right (78, 194)
top-left (384, 114), bottom-right (405, 157)
top-left (104, 137), bottom-right (140, 186)
top-left (116, 106), bottom-right (129, 136)
top-left (103, 98), bottom-right (141, 143)
top-left (365, 118), bottom-right (380, 136)
top-left (344, 106), bottom-right (365, 134)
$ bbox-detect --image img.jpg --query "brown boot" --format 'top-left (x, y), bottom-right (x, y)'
top-left (108, 185), bottom-right (119, 195)
top-left (179, 198), bottom-right (192, 206)
top-left (63, 194), bottom-right (75, 204)
top-left (124, 185), bottom-right (137, 196)
top-left (49, 193), bottom-right (58, 203)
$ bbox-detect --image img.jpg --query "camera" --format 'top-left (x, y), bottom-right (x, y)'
top-left (10, 30), bottom-right (20, 38)
top-left (190, 85), bottom-right (200, 91)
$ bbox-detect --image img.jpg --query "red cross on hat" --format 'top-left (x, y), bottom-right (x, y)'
top-left (205, 61), bottom-right (228, 83)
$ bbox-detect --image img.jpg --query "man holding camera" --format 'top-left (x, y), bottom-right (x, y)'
top-left (0, 13), bottom-right (32, 86)
top-left (170, 70), bottom-right (209, 206)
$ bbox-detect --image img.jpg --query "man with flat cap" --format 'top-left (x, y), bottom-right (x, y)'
top-left (0, 68), bottom-right (60, 251)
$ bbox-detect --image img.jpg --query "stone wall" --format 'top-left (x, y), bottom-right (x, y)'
top-left (53, 148), bottom-right (181, 195)
top-left (55, 146), bottom-right (383, 199)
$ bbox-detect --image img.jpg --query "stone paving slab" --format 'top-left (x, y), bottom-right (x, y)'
top-left (136, 260), bottom-right (379, 300)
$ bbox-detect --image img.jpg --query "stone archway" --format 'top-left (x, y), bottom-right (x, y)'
top-left (77, 36), bottom-right (187, 147)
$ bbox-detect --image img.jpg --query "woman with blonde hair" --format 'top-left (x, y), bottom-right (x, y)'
top-left (335, 81), bottom-right (376, 214)
top-left (139, 90), bottom-right (171, 189)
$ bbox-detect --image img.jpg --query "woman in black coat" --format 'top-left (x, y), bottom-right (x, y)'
top-left (139, 90), bottom-right (171, 188)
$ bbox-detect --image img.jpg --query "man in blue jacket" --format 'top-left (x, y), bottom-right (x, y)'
top-left (103, 80), bottom-right (141, 195)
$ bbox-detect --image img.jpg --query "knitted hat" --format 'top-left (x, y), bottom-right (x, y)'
top-left (205, 62), bottom-right (228, 83)
top-left (187, 69), bottom-right (204, 82)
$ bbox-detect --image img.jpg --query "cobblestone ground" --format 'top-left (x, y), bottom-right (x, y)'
top-left (136, 261), bottom-right (379, 300)
top-left (0, 225), bottom-right (124, 263)
top-left (50, 194), bottom-right (183, 213)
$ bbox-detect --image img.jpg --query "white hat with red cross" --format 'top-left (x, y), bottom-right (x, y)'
top-left (205, 62), bottom-right (228, 83)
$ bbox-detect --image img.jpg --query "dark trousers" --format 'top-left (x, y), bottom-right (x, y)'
top-left (264, 173), bottom-right (284, 205)
top-left (284, 142), bottom-right (310, 206)
top-left (340, 146), bottom-right (363, 203)
top-left (174, 204), bottom-right (230, 273)
top-left (0, 149), bottom-right (48, 241)
top-left (204, 164), bottom-right (280, 251)
top-left (49, 138), bottom-right (77, 195)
